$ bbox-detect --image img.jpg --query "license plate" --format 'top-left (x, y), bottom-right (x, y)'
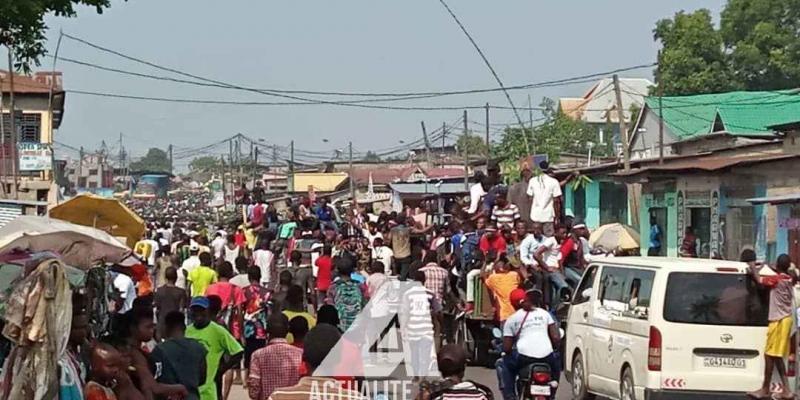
top-left (529, 385), bottom-right (551, 395)
top-left (703, 356), bottom-right (746, 369)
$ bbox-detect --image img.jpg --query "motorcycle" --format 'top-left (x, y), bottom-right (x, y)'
top-left (492, 328), bottom-right (559, 400)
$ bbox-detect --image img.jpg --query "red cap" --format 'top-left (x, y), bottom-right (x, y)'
top-left (509, 288), bottom-right (526, 309)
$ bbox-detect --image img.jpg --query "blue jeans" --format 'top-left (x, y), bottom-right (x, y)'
top-left (496, 350), bottom-right (560, 400)
top-left (547, 271), bottom-right (569, 306)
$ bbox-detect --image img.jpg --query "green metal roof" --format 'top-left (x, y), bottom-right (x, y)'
top-left (644, 89), bottom-right (800, 139)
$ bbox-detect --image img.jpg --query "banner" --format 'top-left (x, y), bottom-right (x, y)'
top-left (18, 143), bottom-right (52, 171)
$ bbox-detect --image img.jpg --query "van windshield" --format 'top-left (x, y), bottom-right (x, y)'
top-left (664, 272), bottom-right (768, 326)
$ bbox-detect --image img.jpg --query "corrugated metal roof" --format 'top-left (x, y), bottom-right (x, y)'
top-left (613, 153), bottom-right (799, 177)
top-left (644, 90), bottom-right (800, 139)
top-left (747, 193), bottom-right (800, 205)
top-left (389, 182), bottom-right (469, 195)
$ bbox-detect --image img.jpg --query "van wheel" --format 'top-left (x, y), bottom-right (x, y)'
top-left (620, 367), bottom-right (636, 400)
top-left (571, 352), bottom-right (594, 400)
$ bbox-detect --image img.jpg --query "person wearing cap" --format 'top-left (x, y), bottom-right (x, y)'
top-left (496, 289), bottom-right (560, 400)
top-left (419, 344), bottom-right (494, 400)
top-left (526, 161), bottom-right (562, 236)
top-left (186, 296), bottom-right (243, 400)
top-left (177, 243), bottom-right (201, 290)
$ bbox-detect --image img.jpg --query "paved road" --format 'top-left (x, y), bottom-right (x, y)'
top-left (228, 366), bottom-right (579, 399)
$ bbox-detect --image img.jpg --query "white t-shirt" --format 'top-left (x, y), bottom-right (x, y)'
top-left (211, 237), bottom-right (226, 259)
top-left (113, 273), bottom-right (136, 314)
top-left (253, 249), bottom-right (274, 284)
top-left (224, 245), bottom-right (240, 266)
top-left (503, 308), bottom-right (555, 358)
top-left (467, 183), bottom-right (487, 214)
top-left (177, 256), bottom-right (201, 289)
top-left (539, 237), bottom-right (561, 268)
top-left (362, 229), bottom-right (384, 248)
top-left (372, 246), bottom-right (394, 275)
top-left (142, 239), bottom-right (160, 266)
top-left (526, 175), bottom-right (562, 223)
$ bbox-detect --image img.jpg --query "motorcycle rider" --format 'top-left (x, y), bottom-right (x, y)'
top-left (496, 289), bottom-right (560, 400)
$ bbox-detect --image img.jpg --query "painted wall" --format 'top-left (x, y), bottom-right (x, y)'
top-left (776, 204), bottom-right (791, 257)
top-left (586, 180), bottom-right (600, 230)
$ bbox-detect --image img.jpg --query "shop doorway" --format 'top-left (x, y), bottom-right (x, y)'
top-left (689, 207), bottom-right (711, 258)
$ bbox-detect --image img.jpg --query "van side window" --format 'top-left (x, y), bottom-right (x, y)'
top-left (621, 269), bottom-right (655, 319)
top-left (572, 265), bottom-right (598, 305)
top-left (599, 266), bottom-right (628, 306)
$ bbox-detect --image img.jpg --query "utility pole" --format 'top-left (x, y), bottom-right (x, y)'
top-left (77, 146), bottom-right (84, 190)
top-left (612, 74), bottom-right (631, 171)
top-left (252, 146), bottom-right (259, 187)
top-left (442, 122), bottom-right (446, 154)
top-left (421, 121), bottom-right (431, 168)
top-left (288, 140), bottom-right (295, 193)
top-left (0, 73), bottom-right (5, 195)
top-left (349, 141), bottom-right (356, 208)
top-left (220, 156), bottom-right (227, 207)
top-left (237, 136), bottom-right (243, 181)
top-left (168, 144), bottom-right (173, 174)
top-left (272, 145), bottom-right (278, 165)
top-left (485, 103), bottom-right (490, 167)
top-left (8, 49), bottom-right (18, 198)
top-left (657, 53), bottom-right (665, 165)
top-left (463, 110), bottom-right (469, 191)
top-left (228, 138), bottom-right (234, 187)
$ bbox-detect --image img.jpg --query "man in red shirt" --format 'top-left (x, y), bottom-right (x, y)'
top-left (559, 224), bottom-right (586, 285)
top-left (479, 227), bottom-right (507, 257)
top-left (314, 245), bottom-right (333, 309)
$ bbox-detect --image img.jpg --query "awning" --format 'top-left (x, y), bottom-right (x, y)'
top-left (747, 193), bottom-right (800, 205)
top-left (613, 153), bottom-right (799, 177)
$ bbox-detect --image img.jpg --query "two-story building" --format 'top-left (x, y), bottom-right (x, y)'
top-left (0, 70), bottom-right (65, 223)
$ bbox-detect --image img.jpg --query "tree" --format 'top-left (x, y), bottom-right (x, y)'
top-left (130, 148), bottom-right (170, 173)
top-left (494, 97), bottom-right (600, 176)
top-left (362, 151), bottom-right (381, 162)
top-left (654, 9), bottom-right (736, 95)
top-left (1, 0), bottom-right (123, 73)
top-left (189, 155), bottom-right (220, 172)
top-left (720, 0), bottom-right (800, 90)
top-left (655, 1), bottom-right (800, 95)
top-left (455, 133), bottom-right (488, 158)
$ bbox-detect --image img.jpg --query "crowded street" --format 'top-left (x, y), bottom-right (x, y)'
top-left (3, 1), bottom-right (800, 400)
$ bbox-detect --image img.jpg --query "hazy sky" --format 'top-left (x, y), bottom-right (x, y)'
top-left (8, 0), bottom-right (725, 167)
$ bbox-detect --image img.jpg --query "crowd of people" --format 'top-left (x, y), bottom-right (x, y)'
top-left (49, 159), bottom-right (800, 400)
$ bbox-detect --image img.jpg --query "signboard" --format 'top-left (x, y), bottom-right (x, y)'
top-left (677, 190), bottom-right (685, 246)
top-left (710, 190), bottom-right (720, 255)
top-left (18, 143), bottom-right (52, 171)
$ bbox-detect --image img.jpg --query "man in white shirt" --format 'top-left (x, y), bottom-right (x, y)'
top-left (533, 226), bottom-right (569, 307)
top-left (526, 161), bottom-right (562, 236)
top-left (177, 244), bottom-right (201, 289)
top-left (112, 268), bottom-right (137, 314)
top-left (211, 232), bottom-right (227, 260)
top-left (252, 241), bottom-right (275, 285)
top-left (465, 172), bottom-right (488, 216)
top-left (496, 289), bottom-right (559, 400)
top-left (372, 237), bottom-right (394, 275)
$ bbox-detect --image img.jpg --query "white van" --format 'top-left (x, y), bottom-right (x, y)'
top-left (564, 257), bottom-right (796, 399)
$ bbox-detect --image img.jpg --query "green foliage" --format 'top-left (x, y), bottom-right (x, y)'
top-left (570, 174), bottom-right (594, 191)
top-left (130, 148), bottom-right (170, 173)
top-left (456, 133), bottom-right (488, 158)
top-left (494, 97), bottom-right (601, 176)
top-left (0, 0), bottom-right (122, 73)
top-left (720, 0), bottom-right (800, 90)
top-left (655, 1), bottom-right (800, 95)
top-left (189, 156), bottom-right (220, 172)
top-left (362, 151), bottom-right (381, 162)
top-left (654, 9), bottom-right (736, 95)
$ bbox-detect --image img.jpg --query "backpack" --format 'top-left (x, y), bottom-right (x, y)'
top-left (333, 280), bottom-right (363, 331)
